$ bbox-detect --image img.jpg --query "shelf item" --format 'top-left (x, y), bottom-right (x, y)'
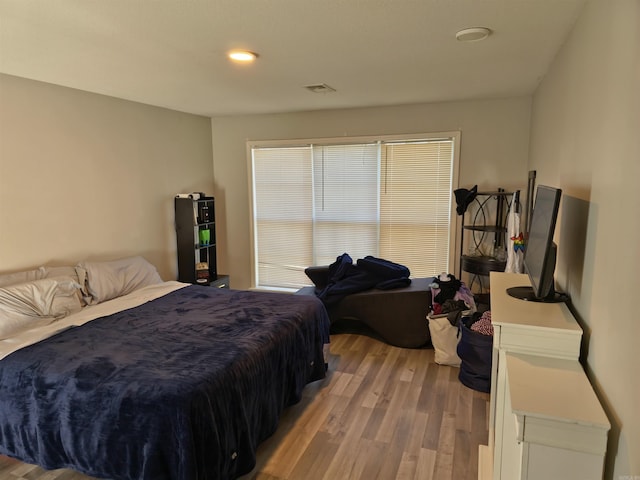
top-left (461, 255), bottom-right (507, 276)
top-left (175, 195), bottom-right (218, 285)
top-left (458, 188), bottom-right (517, 291)
top-left (463, 225), bottom-right (506, 233)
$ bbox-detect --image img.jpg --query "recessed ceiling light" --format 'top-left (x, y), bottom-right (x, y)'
top-left (456, 27), bottom-right (492, 42)
top-left (228, 50), bottom-right (258, 63)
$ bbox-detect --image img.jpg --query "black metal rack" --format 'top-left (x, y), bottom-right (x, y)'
top-left (459, 188), bottom-right (519, 292)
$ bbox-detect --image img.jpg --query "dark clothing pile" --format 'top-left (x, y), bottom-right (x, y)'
top-left (316, 253), bottom-right (411, 305)
top-left (432, 274), bottom-right (462, 304)
top-left (428, 273), bottom-right (477, 326)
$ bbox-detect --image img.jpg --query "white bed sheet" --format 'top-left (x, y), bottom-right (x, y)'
top-left (0, 281), bottom-right (188, 361)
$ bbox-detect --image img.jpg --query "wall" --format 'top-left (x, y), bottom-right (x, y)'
top-left (0, 74), bottom-right (214, 280)
top-left (528, 0), bottom-right (639, 477)
top-left (211, 97), bottom-right (531, 289)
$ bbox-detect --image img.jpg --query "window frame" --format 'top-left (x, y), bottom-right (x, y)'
top-left (247, 131), bottom-right (461, 290)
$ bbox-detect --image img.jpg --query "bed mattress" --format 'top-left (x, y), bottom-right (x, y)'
top-left (0, 284), bottom-right (330, 480)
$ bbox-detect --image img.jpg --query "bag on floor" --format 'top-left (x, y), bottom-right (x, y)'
top-left (427, 314), bottom-right (461, 367)
top-left (457, 319), bottom-right (493, 393)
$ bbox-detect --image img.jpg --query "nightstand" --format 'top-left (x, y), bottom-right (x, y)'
top-left (209, 275), bottom-right (229, 289)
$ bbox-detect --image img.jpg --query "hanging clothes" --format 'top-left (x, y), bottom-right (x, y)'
top-left (505, 192), bottom-right (524, 273)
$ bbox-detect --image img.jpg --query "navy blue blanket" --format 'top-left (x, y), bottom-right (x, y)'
top-left (0, 286), bottom-right (330, 480)
top-left (317, 253), bottom-right (411, 305)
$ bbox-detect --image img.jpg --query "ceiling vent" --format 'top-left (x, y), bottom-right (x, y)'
top-left (304, 83), bottom-right (336, 93)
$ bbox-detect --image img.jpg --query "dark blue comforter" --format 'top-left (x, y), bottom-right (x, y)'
top-left (317, 253), bottom-right (412, 305)
top-left (0, 286), bottom-right (330, 480)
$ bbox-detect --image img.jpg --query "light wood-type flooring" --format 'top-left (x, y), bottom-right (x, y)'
top-left (0, 333), bottom-right (489, 480)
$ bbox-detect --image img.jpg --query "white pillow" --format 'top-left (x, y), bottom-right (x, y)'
top-left (44, 265), bottom-right (79, 282)
top-left (78, 256), bottom-right (162, 304)
top-left (0, 266), bottom-right (46, 288)
top-left (0, 277), bottom-right (83, 339)
top-left (44, 266), bottom-right (86, 305)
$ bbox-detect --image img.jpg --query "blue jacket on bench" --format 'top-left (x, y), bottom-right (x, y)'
top-left (316, 253), bottom-right (411, 305)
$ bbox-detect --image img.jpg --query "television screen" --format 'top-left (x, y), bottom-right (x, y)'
top-left (507, 185), bottom-right (565, 302)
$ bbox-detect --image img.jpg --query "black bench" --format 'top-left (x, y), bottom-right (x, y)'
top-left (297, 267), bottom-right (434, 348)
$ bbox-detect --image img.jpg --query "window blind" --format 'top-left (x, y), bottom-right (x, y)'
top-left (251, 134), bottom-right (457, 290)
top-left (380, 141), bottom-right (454, 277)
top-left (312, 143), bottom-right (380, 266)
top-left (252, 146), bottom-right (313, 288)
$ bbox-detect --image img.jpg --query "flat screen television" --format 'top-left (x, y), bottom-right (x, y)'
top-left (507, 185), bottom-right (566, 302)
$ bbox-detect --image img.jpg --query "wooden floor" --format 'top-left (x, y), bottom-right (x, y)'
top-left (0, 333), bottom-right (489, 480)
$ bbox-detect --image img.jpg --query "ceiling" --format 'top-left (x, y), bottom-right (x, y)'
top-left (0, 0), bottom-right (586, 117)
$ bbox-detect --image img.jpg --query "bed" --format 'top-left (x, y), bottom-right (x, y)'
top-left (0, 257), bottom-right (330, 480)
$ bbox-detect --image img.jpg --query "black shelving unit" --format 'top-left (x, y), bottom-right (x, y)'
top-left (175, 196), bottom-right (218, 285)
top-left (459, 188), bottom-right (518, 292)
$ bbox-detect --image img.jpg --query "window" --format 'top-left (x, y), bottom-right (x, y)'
top-left (250, 132), bottom-right (460, 290)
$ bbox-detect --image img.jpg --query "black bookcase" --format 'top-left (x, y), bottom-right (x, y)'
top-left (175, 196), bottom-right (218, 285)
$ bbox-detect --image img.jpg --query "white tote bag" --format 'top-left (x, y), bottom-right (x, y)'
top-left (427, 314), bottom-right (461, 367)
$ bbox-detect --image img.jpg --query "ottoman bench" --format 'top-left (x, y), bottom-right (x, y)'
top-left (297, 271), bottom-right (434, 348)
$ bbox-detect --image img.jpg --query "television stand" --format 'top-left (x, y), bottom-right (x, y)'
top-left (506, 285), bottom-right (567, 303)
top-left (481, 272), bottom-right (609, 480)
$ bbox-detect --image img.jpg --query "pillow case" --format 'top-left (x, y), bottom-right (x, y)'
top-left (44, 265), bottom-right (80, 282)
top-left (0, 266), bottom-right (46, 288)
top-left (44, 266), bottom-right (86, 305)
top-left (78, 256), bottom-right (162, 305)
top-left (0, 277), bottom-right (83, 339)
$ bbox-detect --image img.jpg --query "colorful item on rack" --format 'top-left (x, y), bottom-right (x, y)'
top-left (511, 232), bottom-right (525, 252)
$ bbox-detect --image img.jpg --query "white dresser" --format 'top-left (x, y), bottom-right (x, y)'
top-left (479, 272), bottom-right (610, 480)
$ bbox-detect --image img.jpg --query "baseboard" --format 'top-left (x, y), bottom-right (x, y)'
top-left (478, 444), bottom-right (493, 480)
